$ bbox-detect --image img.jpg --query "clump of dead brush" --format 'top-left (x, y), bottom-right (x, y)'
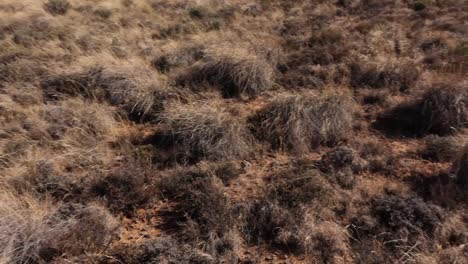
top-left (250, 91), bottom-right (354, 154)
top-left (376, 82), bottom-right (467, 136)
top-left (160, 101), bottom-right (253, 160)
top-left (178, 46), bottom-right (274, 98)
top-left (0, 192), bottom-right (118, 263)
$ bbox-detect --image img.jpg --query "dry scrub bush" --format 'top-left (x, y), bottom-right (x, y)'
top-left (44, 0), bottom-right (71, 16)
top-left (377, 83), bottom-right (467, 136)
top-left (0, 192), bottom-right (118, 263)
top-left (161, 101), bottom-right (252, 160)
top-left (251, 91), bottom-right (354, 154)
top-left (179, 46), bottom-right (274, 98)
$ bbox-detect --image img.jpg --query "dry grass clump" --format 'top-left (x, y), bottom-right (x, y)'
top-left (376, 83), bottom-right (467, 136)
top-left (44, 99), bottom-right (115, 144)
top-left (301, 218), bottom-right (349, 263)
top-left (419, 84), bottom-right (468, 135)
top-left (320, 146), bottom-right (367, 188)
top-left (422, 135), bottom-right (465, 162)
top-left (349, 59), bottom-right (420, 91)
top-left (0, 192), bottom-right (118, 263)
top-left (251, 91), bottom-right (354, 154)
top-left (160, 101), bottom-right (252, 160)
top-left (179, 46), bottom-right (274, 98)
top-left (44, 0), bottom-right (71, 16)
top-left (41, 68), bottom-right (103, 101)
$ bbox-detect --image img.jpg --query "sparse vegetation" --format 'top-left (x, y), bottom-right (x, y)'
top-left (0, 0), bottom-right (466, 262)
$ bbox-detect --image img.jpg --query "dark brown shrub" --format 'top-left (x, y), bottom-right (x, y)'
top-left (250, 91), bottom-right (354, 154)
top-left (90, 165), bottom-right (154, 215)
top-left (372, 195), bottom-right (444, 236)
top-left (242, 199), bottom-right (302, 252)
top-left (160, 101), bottom-right (252, 161)
top-left (44, 0), bottom-right (71, 16)
top-left (158, 168), bottom-right (233, 240)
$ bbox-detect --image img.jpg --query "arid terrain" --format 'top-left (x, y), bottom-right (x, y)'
top-left (0, 0), bottom-right (467, 263)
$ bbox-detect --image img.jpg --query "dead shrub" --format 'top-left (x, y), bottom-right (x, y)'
top-left (40, 68), bottom-right (103, 101)
top-left (250, 91), bottom-right (354, 154)
top-left (376, 83), bottom-right (467, 136)
top-left (178, 46), bottom-right (274, 98)
top-left (44, 0), bottom-right (71, 16)
top-left (160, 101), bottom-right (252, 161)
